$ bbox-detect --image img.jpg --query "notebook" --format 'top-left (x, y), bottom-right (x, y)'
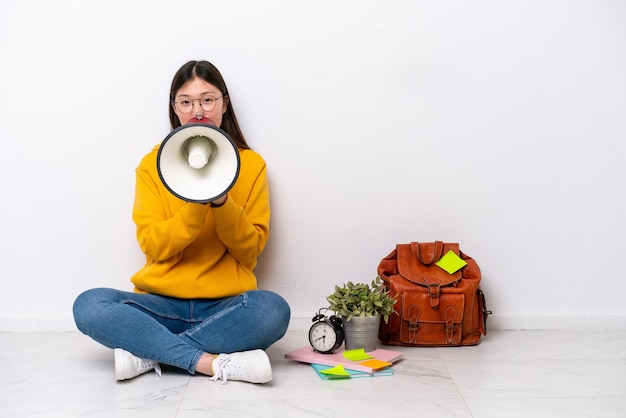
top-left (285, 346), bottom-right (403, 374)
top-left (311, 363), bottom-right (394, 379)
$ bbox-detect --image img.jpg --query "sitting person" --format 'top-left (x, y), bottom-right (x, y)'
top-left (73, 60), bottom-right (290, 384)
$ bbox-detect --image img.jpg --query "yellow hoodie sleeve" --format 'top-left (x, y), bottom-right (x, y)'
top-left (133, 162), bottom-right (211, 261)
top-left (212, 160), bottom-right (270, 266)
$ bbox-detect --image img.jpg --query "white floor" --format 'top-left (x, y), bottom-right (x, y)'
top-left (1, 329), bottom-right (626, 418)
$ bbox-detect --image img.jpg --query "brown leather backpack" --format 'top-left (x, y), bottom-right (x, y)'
top-left (378, 241), bottom-right (490, 346)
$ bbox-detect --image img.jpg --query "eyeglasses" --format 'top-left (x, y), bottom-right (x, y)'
top-left (173, 95), bottom-right (223, 114)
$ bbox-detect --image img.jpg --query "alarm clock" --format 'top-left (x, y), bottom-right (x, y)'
top-left (308, 310), bottom-right (344, 354)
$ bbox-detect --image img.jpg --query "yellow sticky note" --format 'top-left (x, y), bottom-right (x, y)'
top-left (359, 359), bottom-right (392, 370)
top-left (343, 348), bottom-right (374, 361)
top-left (319, 364), bottom-right (351, 378)
top-left (435, 250), bottom-right (467, 274)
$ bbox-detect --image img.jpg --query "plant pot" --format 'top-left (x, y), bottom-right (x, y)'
top-left (342, 315), bottom-right (381, 352)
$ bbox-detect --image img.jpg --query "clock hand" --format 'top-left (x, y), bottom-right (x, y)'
top-left (315, 335), bottom-right (326, 342)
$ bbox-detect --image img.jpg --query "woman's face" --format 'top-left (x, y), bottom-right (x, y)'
top-left (173, 77), bottom-right (227, 127)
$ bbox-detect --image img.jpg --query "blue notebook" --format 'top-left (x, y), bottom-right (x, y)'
top-left (311, 363), bottom-right (394, 380)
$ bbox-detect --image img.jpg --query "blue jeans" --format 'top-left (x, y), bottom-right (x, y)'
top-left (72, 288), bottom-right (290, 374)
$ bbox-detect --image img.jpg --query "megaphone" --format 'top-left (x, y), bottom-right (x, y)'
top-left (156, 122), bottom-right (240, 203)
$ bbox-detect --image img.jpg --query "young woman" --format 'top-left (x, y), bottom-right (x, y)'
top-left (73, 60), bottom-right (290, 384)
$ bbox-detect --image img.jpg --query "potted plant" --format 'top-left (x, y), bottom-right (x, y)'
top-left (326, 276), bottom-right (397, 351)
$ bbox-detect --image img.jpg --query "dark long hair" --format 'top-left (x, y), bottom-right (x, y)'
top-left (169, 60), bottom-right (250, 150)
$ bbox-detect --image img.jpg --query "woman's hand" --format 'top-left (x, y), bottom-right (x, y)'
top-left (211, 195), bottom-right (227, 207)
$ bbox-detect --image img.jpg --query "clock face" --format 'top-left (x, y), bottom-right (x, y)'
top-left (309, 321), bottom-right (339, 353)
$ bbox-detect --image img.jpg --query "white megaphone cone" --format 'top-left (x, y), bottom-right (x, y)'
top-left (156, 120), bottom-right (240, 203)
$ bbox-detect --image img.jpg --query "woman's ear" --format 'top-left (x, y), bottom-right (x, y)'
top-left (221, 95), bottom-right (229, 115)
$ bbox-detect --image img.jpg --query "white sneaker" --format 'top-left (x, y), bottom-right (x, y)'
top-left (209, 349), bottom-right (272, 384)
top-left (114, 348), bottom-right (162, 381)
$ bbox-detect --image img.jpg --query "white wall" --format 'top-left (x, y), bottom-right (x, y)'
top-left (1, 0), bottom-right (625, 331)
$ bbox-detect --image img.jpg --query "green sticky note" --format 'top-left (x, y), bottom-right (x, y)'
top-left (435, 250), bottom-right (467, 274)
top-left (343, 348), bottom-right (374, 361)
top-left (319, 364), bottom-right (351, 378)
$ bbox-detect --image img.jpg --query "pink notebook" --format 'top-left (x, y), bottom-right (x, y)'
top-left (285, 346), bottom-right (403, 374)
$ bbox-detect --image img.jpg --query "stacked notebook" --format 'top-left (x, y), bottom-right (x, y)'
top-left (285, 346), bottom-right (403, 379)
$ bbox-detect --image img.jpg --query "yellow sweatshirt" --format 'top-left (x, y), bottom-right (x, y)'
top-left (130, 143), bottom-right (270, 299)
